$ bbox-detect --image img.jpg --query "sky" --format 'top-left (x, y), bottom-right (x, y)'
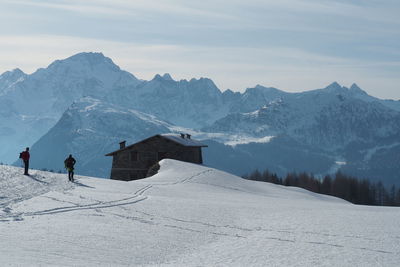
top-left (0, 0), bottom-right (399, 99)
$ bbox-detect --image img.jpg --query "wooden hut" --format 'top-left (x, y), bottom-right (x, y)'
top-left (105, 134), bottom-right (207, 181)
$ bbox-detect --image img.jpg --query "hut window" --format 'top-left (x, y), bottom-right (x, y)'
top-left (130, 151), bottom-right (138, 162)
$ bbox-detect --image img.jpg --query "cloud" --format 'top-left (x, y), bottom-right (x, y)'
top-left (3, 0), bottom-right (129, 16)
top-left (3, 0), bottom-right (399, 43)
top-left (0, 1), bottom-right (399, 99)
top-left (4, 0), bottom-right (236, 20)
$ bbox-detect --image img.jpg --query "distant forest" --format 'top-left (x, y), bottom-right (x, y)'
top-left (243, 170), bottom-right (400, 207)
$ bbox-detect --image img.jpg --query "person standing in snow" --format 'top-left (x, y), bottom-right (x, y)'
top-left (20, 147), bottom-right (30, 175)
top-left (64, 154), bottom-right (76, 182)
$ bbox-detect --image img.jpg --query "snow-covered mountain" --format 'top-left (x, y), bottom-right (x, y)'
top-left (3, 52), bottom-right (400, 184)
top-left (1, 52), bottom-right (139, 117)
top-left (207, 83), bottom-right (400, 149)
top-left (28, 97), bottom-right (175, 177)
top-left (0, 68), bottom-right (27, 95)
top-left (24, 95), bottom-right (337, 179)
top-left (0, 52), bottom-right (139, 163)
top-left (105, 73), bottom-right (230, 128)
top-left (1, 160), bottom-right (399, 266)
top-left (345, 83), bottom-right (400, 111)
top-left (1, 52), bottom-right (230, 163)
top-left (204, 83), bottom-right (400, 183)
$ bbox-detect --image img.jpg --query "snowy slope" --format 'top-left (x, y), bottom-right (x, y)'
top-left (1, 160), bottom-right (399, 266)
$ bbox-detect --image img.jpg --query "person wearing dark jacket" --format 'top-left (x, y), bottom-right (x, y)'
top-left (20, 147), bottom-right (30, 175)
top-left (64, 154), bottom-right (76, 182)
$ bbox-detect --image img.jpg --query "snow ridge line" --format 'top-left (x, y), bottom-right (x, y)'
top-left (152, 169), bottom-right (214, 186)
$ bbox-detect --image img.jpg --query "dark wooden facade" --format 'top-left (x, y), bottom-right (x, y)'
top-left (105, 134), bottom-right (207, 181)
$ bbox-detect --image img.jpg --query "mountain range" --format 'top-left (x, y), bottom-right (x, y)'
top-left (1, 52), bottom-right (399, 184)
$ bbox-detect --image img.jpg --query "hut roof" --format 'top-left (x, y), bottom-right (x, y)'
top-left (160, 134), bottom-right (206, 147)
top-left (105, 134), bottom-right (207, 156)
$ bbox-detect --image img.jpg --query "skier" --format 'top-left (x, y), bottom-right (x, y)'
top-left (20, 147), bottom-right (30, 175)
top-left (64, 154), bottom-right (76, 182)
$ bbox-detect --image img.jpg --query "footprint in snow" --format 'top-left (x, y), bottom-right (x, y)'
top-left (3, 207), bottom-right (12, 213)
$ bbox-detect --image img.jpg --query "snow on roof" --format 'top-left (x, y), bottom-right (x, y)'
top-left (161, 134), bottom-right (207, 147)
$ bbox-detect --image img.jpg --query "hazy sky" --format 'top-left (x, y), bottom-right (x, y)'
top-left (1, 0), bottom-right (399, 99)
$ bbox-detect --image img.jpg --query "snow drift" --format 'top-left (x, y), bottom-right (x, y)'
top-left (1, 160), bottom-right (399, 266)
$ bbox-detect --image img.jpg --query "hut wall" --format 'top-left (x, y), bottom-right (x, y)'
top-left (110, 136), bottom-right (204, 181)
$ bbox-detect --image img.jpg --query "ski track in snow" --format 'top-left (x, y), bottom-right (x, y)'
top-left (0, 166), bottom-right (207, 221)
top-left (0, 161), bottom-right (399, 266)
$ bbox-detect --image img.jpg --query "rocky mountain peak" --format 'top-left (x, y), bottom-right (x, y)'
top-left (349, 83), bottom-right (367, 95)
top-left (152, 74), bottom-right (163, 80)
top-left (151, 73), bottom-right (175, 82)
top-left (45, 52), bottom-right (124, 75)
top-left (325, 81), bottom-right (343, 91)
top-left (162, 73), bottom-right (173, 81)
top-left (66, 52), bottom-right (108, 64)
top-left (0, 68), bottom-right (27, 95)
top-left (0, 68), bottom-right (26, 79)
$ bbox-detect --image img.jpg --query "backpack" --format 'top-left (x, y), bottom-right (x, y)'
top-left (65, 157), bottom-right (76, 168)
top-left (19, 152), bottom-right (22, 159)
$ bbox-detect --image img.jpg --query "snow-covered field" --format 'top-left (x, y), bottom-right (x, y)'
top-left (0, 160), bottom-right (399, 266)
